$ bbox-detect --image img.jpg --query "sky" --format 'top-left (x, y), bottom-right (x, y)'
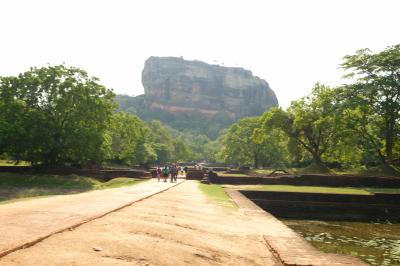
top-left (1, 0), bottom-right (399, 108)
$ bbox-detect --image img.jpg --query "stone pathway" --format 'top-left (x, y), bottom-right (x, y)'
top-left (0, 180), bottom-right (367, 265)
top-left (0, 180), bottom-right (279, 265)
top-left (226, 189), bottom-right (368, 266)
top-left (0, 179), bottom-right (183, 258)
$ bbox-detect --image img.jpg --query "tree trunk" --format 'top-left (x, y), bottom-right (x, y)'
top-left (254, 152), bottom-right (259, 169)
top-left (312, 152), bottom-right (324, 167)
top-left (385, 125), bottom-right (394, 165)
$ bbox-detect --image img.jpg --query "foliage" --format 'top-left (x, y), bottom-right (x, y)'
top-left (0, 65), bottom-right (115, 166)
top-left (115, 95), bottom-right (235, 139)
top-left (147, 120), bottom-right (175, 164)
top-left (2, 44), bottom-right (398, 170)
top-left (340, 44), bottom-right (400, 165)
top-left (218, 117), bottom-right (289, 167)
top-left (218, 45), bottom-right (399, 172)
top-left (260, 84), bottom-right (340, 168)
top-left (172, 136), bottom-right (193, 162)
top-left (108, 112), bottom-right (156, 165)
top-left (217, 117), bottom-right (260, 167)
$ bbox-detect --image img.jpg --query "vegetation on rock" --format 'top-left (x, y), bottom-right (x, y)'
top-left (0, 44), bottom-right (399, 174)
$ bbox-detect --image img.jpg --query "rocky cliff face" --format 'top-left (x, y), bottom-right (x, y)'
top-left (142, 57), bottom-right (278, 119)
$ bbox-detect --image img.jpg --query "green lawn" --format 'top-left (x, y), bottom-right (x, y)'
top-left (224, 185), bottom-right (373, 195)
top-left (0, 160), bottom-right (31, 166)
top-left (363, 187), bottom-right (400, 194)
top-left (0, 172), bottom-right (144, 203)
top-left (217, 172), bottom-right (251, 177)
top-left (198, 182), bottom-right (236, 209)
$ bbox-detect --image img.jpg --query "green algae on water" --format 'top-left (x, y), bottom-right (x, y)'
top-left (284, 219), bottom-right (400, 266)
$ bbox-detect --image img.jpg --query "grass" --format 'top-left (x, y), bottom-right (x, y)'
top-left (0, 160), bottom-right (31, 166)
top-left (224, 185), bottom-right (373, 195)
top-left (0, 172), bottom-right (144, 203)
top-left (217, 172), bottom-right (251, 177)
top-left (363, 187), bottom-right (400, 194)
top-left (198, 182), bottom-right (236, 209)
top-left (296, 163), bottom-right (331, 174)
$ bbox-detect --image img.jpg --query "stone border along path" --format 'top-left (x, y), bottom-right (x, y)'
top-left (225, 189), bottom-right (368, 266)
top-left (0, 179), bottom-right (184, 258)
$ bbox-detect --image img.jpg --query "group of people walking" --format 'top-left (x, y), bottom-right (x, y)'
top-left (156, 164), bottom-right (186, 183)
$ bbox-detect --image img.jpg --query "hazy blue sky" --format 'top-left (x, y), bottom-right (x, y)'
top-left (1, 0), bottom-right (399, 107)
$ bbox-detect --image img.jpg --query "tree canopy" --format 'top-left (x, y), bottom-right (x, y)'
top-left (1, 44), bottom-right (399, 172)
top-left (341, 44), bottom-right (400, 165)
top-left (0, 65), bottom-right (115, 166)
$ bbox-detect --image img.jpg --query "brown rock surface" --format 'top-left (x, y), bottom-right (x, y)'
top-left (142, 57), bottom-right (278, 119)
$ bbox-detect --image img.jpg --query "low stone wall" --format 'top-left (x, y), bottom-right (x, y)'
top-left (186, 169), bottom-right (204, 180)
top-left (0, 166), bottom-right (151, 181)
top-left (0, 166), bottom-right (31, 173)
top-left (206, 167), bottom-right (229, 172)
top-left (209, 173), bottom-right (400, 188)
top-left (241, 190), bottom-right (400, 221)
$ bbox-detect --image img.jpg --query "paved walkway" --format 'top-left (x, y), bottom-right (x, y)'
top-left (226, 189), bottom-right (367, 266)
top-left (0, 180), bottom-right (279, 265)
top-left (0, 180), bottom-right (367, 265)
top-left (0, 179), bottom-right (183, 258)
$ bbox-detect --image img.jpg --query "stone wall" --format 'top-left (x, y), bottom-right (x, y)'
top-left (241, 190), bottom-right (400, 221)
top-left (209, 173), bottom-right (400, 188)
top-left (186, 169), bottom-right (204, 180)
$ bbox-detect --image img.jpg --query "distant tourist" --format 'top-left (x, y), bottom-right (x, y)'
top-left (170, 164), bottom-right (177, 183)
top-left (174, 164), bottom-right (179, 182)
top-left (163, 165), bottom-right (169, 182)
top-left (156, 166), bottom-right (162, 182)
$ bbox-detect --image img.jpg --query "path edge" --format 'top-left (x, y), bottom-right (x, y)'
top-left (0, 180), bottom-right (185, 258)
top-left (225, 188), bottom-right (367, 266)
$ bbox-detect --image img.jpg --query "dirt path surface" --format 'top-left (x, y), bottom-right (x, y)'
top-left (0, 180), bottom-right (279, 266)
top-left (0, 179), bottom-right (183, 258)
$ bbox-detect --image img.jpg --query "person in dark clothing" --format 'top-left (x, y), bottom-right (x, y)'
top-left (174, 164), bottom-right (179, 182)
top-left (169, 164), bottom-right (176, 183)
top-left (163, 165), bottom-right (169, 182)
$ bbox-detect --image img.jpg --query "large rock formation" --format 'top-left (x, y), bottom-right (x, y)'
top-left (142, 57), bottom-right (278, 119)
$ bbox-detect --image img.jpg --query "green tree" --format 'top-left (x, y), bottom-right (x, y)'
top-left (108, 112), bottom-right (156, 165)
top-left (341, 44), bottom-right (400, 165)
top-left (172, 136), bottom-right (193, 162)
top-left (182, 134), bottom-right (211, 161)
top-left (0, 65), bottom-right (115, 166)
top-left (261, 84), bottom-right (339, 168)
top-left (217, 117), bottom-right (285, 168)
top-left (147, 120), bottom-right (175, 164)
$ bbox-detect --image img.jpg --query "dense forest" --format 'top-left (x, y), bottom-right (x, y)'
top-left (0, 45), bottom-right (399, 174)
top-left (115, 94), bottom-right (235, 139)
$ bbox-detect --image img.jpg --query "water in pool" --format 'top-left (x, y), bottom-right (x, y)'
top-left (284, 219), bottom-right (400, 265)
